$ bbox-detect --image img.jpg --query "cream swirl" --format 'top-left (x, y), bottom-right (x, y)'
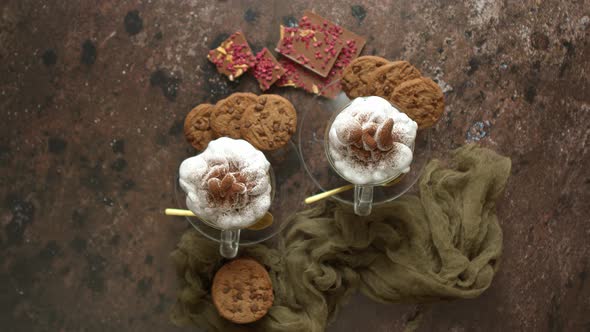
top-left (328, 96), bottom-right (417, 184)
top-left (179, 137), bottom-right (271, 229)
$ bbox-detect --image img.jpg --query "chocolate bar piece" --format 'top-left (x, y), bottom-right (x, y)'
top-left (207, 32), bottom-right (255, 81)
top-left (300, 11), bottom-right (366, 61)
top-left (276, 12), bottom-right (367, 98)
top-left (276, 25), bottom-right (343, 78)
top-left (252, 48), bottom-right (285, 91)
top-left (276, 57), bottom-right (338, 98)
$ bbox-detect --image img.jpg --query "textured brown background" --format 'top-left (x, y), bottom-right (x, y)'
top-left (1, 0), bottom-right (589, 331)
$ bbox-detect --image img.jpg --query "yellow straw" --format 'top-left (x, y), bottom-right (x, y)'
top-left (304, 184), bottom-right (354, 204)
top-left (164, 208), bottom-right (196, 217)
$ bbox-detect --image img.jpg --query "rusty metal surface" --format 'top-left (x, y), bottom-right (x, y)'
top-left (1, 1), bottom-right (589, 331)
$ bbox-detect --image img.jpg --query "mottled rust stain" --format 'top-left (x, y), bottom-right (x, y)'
top-left (0, 0), bottom-right (589, 331)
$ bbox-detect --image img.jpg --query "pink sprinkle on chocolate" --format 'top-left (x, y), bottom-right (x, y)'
top-left (276, 20), bottom-right (346, 78)
top-left (253, 48), bottom-right (285, 91)
top-left (207, 32), bottom-right (255, 79)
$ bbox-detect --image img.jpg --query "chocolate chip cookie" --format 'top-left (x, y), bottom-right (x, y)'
top-left (341, 56), bottom-right (389, 98)
top-left (183, 104), bottom-right (216, 151)
top-left (390, 77), bottom-right (445, 129)
top-left (210, 93), bottom-right (258, 138)
top-left (211, 258), bottom-right (274, 324)
top-left (240, 94), bottom-right (297, 151)
top-left (371, 61), bottom-right (422, 96)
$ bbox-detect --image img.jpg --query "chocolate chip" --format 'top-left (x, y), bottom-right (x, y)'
top-left (195, 118), bottom-right (209, 130)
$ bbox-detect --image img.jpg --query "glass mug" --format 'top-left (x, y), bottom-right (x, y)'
top-left (179, 169), bottom-right (276, 259)
top-left (323, 100), bottom-right (413, 216)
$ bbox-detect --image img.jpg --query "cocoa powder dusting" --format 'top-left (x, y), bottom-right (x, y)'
top-left (336, 114), bottom-right (402, 164)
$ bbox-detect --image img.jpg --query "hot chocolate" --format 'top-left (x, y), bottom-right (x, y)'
top-left (327, 96), bottom-right (417, 185)
top-left (179, 137), bottom-right (272, 229)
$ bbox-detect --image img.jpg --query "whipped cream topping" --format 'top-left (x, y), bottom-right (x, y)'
top-left (179, 137), bottom-right (271, 229)
top-left (328, 96), bottom-right (417, 185)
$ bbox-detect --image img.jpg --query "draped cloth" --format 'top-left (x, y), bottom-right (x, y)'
top-left (170, 144), bottom-right (511, 331)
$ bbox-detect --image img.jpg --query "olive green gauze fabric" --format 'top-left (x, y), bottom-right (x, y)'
top-left (169, 144), bottom-right (512, 332)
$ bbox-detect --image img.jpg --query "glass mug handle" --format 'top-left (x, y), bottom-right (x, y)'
top-left (219, 229), bottom-right (240, 258)
top-left (354, 185), bottom-right (374, 216)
